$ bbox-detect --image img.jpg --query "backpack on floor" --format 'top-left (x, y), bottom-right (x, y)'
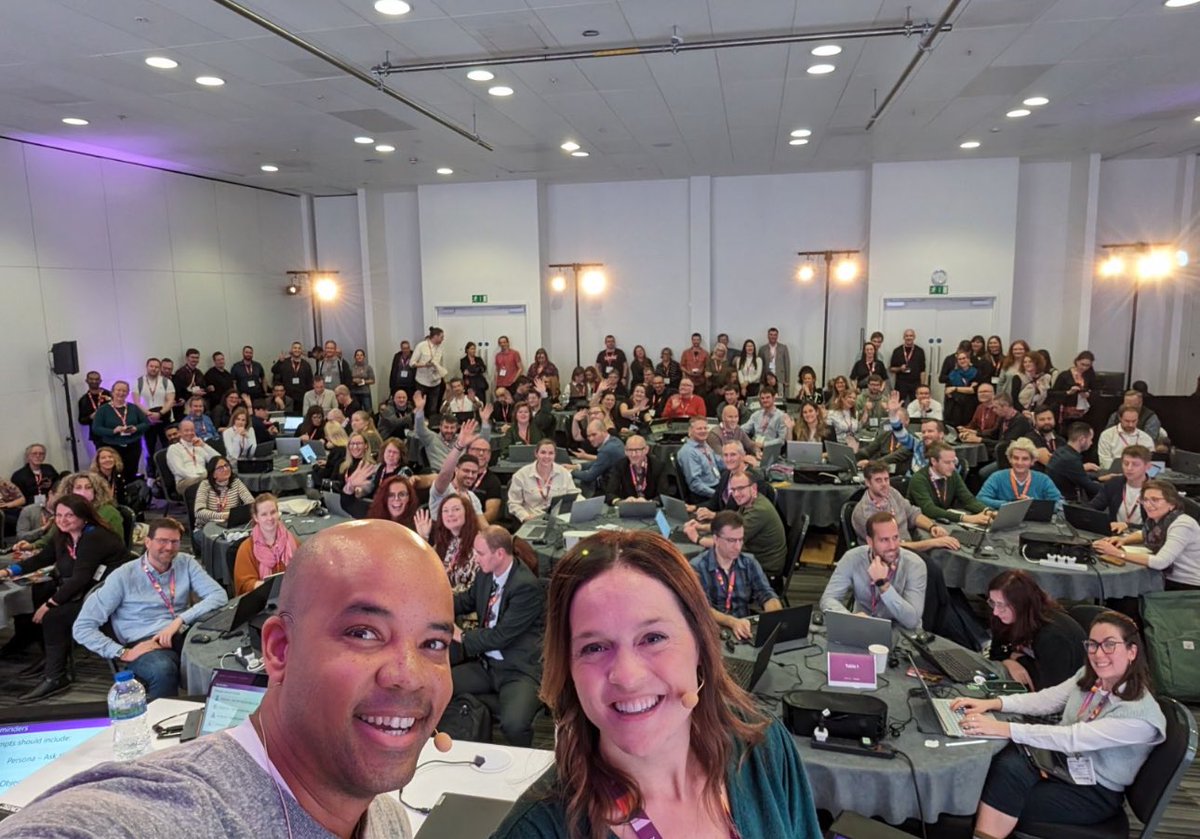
top-left (1140, 590), bottom-right (1200, 702)
top-left (436, 694), bottom-right (493, 744)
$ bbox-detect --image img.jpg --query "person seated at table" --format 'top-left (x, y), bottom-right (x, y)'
top-left (338, 433), bottom-right (378, 510)
top-left (794, 365), bottom-right (822, 405)
top-left (696, 441), bottom-right (773, 518)
top-left (907, 442), bottom-right (995, 526)
top-left (707, 382), bottom-right (748, 423)
top-left (508, 439), bottom-right (580, 523)
top-left (854, 375), bottom-right (890, 428)
top-left (707, 403), bottom-right (756, 457)
top-left (11, 442), bottom-right (60, 506)
top-left (492, 529), bottom-right (821, 839)
top-left (1047, 422), bottom-right (1103, 502)
top-left (850, 408), bottom-right (912, 471)
top-left (232, 493), bottom-right (299, 596)
top-left (618, 383), bottom-right (654, 436)
top-left (331, 384), bottom-right (360, 419)
top-left (574, 421), bottom-right (624, 493)
top-left (820, 512), bottom-right (926, 630)
top-left (194, 457), bottom-right (255, 527)
top-left (376, 388), bottom-right (413, 439)
top-left (906, 384), bottom-right (944, 422)
top-left (295, 405), bottom-right (326, 445)
top-left (222, 407), bottom-right (257, 460)
top-left (689, 511), bottom-right (782, 641)
top-left (414, 492), bottom-right (482, 593)
top-left (426, 421), bottom-right (486, 519)
top-left (851, 461), bottom-right (962, 553)
top-left (365, 474), bottom-right (418, 530)
top-left (439, 376), bottom-right (482, 418)
top-left (181, 395), bottom-right (220, 444)
top-left (450, 526), bottom-right (544, 748)
top-left (678, 415), bottom-right (722, 500)
top-left (887, 395), bottom-right (955, 476)
top-left (605, 435), bottom-right (667, 504)
top-left (0, 495), bottom-right (127, 699)
top-left (1089, 444), bottom-right (1151, 533)
top-left (661, 377), bottom-right (706, 420)
top-left (349, 410), bottom-right (384, 458)
top-left (496, 402), bottom-right (544, 457)
top-left (984, 569), bottom-right (1086, 691)
top-left (740, 387), bottom-right (789, 451)
top-left (1093, 479), bottom-right (1200, 590)
top-left (527, 347), bottom-right (560, 399)
top-left (1024, 407), bottom-right (1065, 468)
top-left (73, 517), bottom-right (227, 700)
top-left (791, 400), bottom-right (832, 443)
top-left (459, 435), bottom-right (502, 524)
top-left (300, 376), bottom-right (337, 416)
top-left (562, 368), bottom-right (589, 405)
top-left (956, 381), bottom-right (999, 443)
top-left (312, 421), bottom-right (350, 489)
top-left (0, 476), bottom-right (24, 540)
top-left (951, 611), bottom-right (1166, 839)
top-left (7, 472), bottom-right (123, 568)
top-left (655, 346), bottom-right (684, 391)
top-left (1103, 388), bottom-right (1165, 450)
top-left (165, 419), bottom-right (220, 492)
top-left (366, 437), bottom-right (409, 496)
top-left (410, 390), bottom-right (492, 476)
top-left (265, 383), bottom-right (295, 415)
top-left (1097, 406), bottom-right (1155, 471)
top-left (210, 388), bottom-right (243, 431)
top-left (683, 471), bottom-right (787, 577)
top-left (826, 388), bottom-right (862, 444)
top-left (977, 439), bottom-right (1063, 509)
top-left (89, 446), bottom-right (128, 507)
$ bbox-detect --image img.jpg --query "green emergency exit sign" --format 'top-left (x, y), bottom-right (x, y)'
top-left (928, 286), bottom-right (948, 295)
top-left (471, 294), bottom-right (488, 303)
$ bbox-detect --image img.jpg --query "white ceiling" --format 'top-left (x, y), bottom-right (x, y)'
top-left (1, 0), bottom-right (1197, 195)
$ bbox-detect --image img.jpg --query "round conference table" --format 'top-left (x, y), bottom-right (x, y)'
top-left (0, 581), bottom-right (34, 626)
top-left (773, 481), bottom-right (863, 530)
top-left (193, 513), bottom-right (348, 590)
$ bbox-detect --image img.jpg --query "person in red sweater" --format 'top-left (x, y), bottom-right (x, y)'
top-left (661, 378), bottom-right (707, 419)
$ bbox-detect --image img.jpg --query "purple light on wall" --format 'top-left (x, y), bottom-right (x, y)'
top-left (10, 131), bottom-right (209, 177)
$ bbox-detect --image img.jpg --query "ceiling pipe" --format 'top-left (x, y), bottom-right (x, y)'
top-left (372, 22), bottom-right (951, 75)
top-left (865, 0), bottom-right (965, 131)
top-left (207, 0), bottom-right (492, 150)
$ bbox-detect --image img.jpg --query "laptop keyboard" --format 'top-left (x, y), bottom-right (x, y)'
top-left (954, 529), bottom-right (985, 549)
top-left (722, 655), bottom-right (755, 688)
top-left (933, 698), bottom-right (967, 736)
top-left (925, 648), bottom-right (982, 683)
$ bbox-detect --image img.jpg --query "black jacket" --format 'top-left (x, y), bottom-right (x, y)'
top-left (45, 525), bottom-right (127, 605)
top-left (605, 456), bottom-right (667, 504)
top-left (989, 609), bottom-right (1087, 691)
top-left (454, 560), bottom-right (544, 682)
top-left (990, 414), bottom-right (1033, 468)
top-left (11, 464), bottom-right (60, 505)
top-left (1047, 446), bottom-right (1102, 502)
top-left (272, 358), bottom-right (314, 404)
top-left (1089, 476), bottom-right (1147, 523)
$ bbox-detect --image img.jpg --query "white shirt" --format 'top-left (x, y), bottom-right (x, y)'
top-left (136, 375), bottom-right (175, 411)
top-left (1097, 425), bottom-right (1155, 470)
top-left (507, 463), bottom-right (578, 522)
top-left (484, 562), bottom-right (513, 661)
top-left (906, 398), bottom-right (944, 421)
top-left (412, 339), bottom-right (447, 387)
top-left (1118, 484), bottom-right (1143, 526)
top-left (165, 439), bottom-right (219, 483)
top-left (223, 427), bottom-right (257, 459)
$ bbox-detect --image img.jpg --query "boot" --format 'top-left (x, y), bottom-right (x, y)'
top-left (18, 675), bottom-right (72, 702)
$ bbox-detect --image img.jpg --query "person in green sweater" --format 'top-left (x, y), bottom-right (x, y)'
top-left (907, 441), bottom-right (995, 525)
top-left (491, 530), bottom-right (821, 839)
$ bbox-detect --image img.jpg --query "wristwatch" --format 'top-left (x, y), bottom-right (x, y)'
top-left (873, 578), bottom-right (887, 588)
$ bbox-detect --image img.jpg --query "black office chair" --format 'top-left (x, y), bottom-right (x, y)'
top-left (672, 453), bottom-right (702, 505)
top-left (836, 500), bottom-right (858, 561)
top-left (771, 513), bottom-right (810, 607)
top-left (1170, 447), bottom-right (1200, 476)
top-left (183, 482), bottom-right (200, 535)
top-left (1067, 604), bottom-right (1108, 633)
top-left (116, 505), bottom-right (136, 551)
top-left (152, 449), bottom-right (186, 512)
top-left (1014, 696), bottom-right (1198, 839)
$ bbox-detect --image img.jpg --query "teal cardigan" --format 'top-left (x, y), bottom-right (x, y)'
top-left (490, 718), bottom-right (821, 838)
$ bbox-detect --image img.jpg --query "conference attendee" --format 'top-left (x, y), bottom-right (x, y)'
top-left (707, 403), bottom-right (756, 454)
top-left (347, 348), bottom-right (376, 412)
top-left (785, 401), bottom-right (828, 444)
top-left (414, 492), bottom-right (482, 593)
top-left (1103, 388), bottom-right (1164, 444)
top-left (1026, 406), bottom-right (1065, 466)
top-left (756, 327), bottom-right (791, 397)
top-left (888, 329), bottom-right (925, 403)
top-left (604, 435), bottom-right (665, 504)
top-left (507, 439), bottom-right (579, 523)
top-left (496, 402), bottom-right (544, 458)
top-left (77, 371), bottom-right (112, 451)
top-left (11, 443), bottom-right (60, 506)
top-left (462, 435), bottom-right (503, 523)
top-left (704, 341), bottom-right (732, 397)
top-left (1097, 405), bottom-right (1155, 470)
top-left (412, 326), bottom-right (448, 409)
top-left (653, 346), bottom-right (682, 391)
top-left (203, 351), bottom-right (234, 410)
top-left (684, 472), bottom-right (786, 576)
top-left (661, 376), bottom-right (706, 419)
top-left (0, 477), bottom-right (23, 541)
top-left (492, 529), bottom-right (820, 838)
top-left (618, 383), bottom-right (654, 435)
top-left (377, 388), bottom-right (414, 439)
top-left (569, 405), bottom-right (613, 458)
top-left (943, 350), bottom-right (981, 427)
top-left (574, 420), bottom-right (624, 492)
top-left (708, 382), bottom-right (747, 424)
top-left (735, 339), bottom-right (762, 397)
top-left (339, 433), bottom-right (378, 505)
top-left (91, 381), bottom-right (150, 483)
top-left (193, 456), bottom-right (255, 526)
top-left (854, 375), bottom-right (889, 427)
top-left (795, 365), bottom-right (822, 405)
top-left (957, 381), bottom-right (999, 443)
top-left (222, 407), bottom-right (257, 460)
top-left (907, 442), bottom-right (994, 525)
top-left (384, 339), bottom-right (416, 402)
top-left (889, 407), bottom-right (952, 474)
top-left (450, 526), bottom-right (544, 747)
top-left (826, 389), bottom-right (862, 444)
top-left (820, 512), bottom-right (926, 630)
top-left (906, 384), bottom-right (943, 421)
top-left (333, 384), bottom-right (361, 421)
top-left (851, 461), bottom-right (961, 552)
top-left (984, 335), bottom-right (1005, 380)
top-left (983, 393), bottom-right (1034, 473)
top-left (740, 387), bottom-right (789, 450)
top-left (230, 346), bottom-right (267, 401)
top-left (270, 341), bottom-right (313, 407)
top-left (644, 373), bottom-right (670, 416)
top-left (526, 347), bottom-right (559, 397)
top-left (951, 611), bottom-right (1166, 839)
top-left (695, 441), bottom-right (771, 518)
top-left (295, 405), bottom-right (327, 445)
top-left (210, 388), bottom-right (243, 431)
top-left (438, 377), bottom-right (481, 419)
top-left (179, 395), bottom-right (219, 444)
top-left (824, 374), bottom-right (851, 406)
top-left (365, 474), bottom-right (418, 530)
top-left (1090, 444), bottom-right (1151, 532)
top-left (165, 419), bottom-right (219, 492)
top-left (458, 341), bottom-right (488, 403)
top-left (0, 495), bottom-right (126, 700)
top-left (313, 422), bottom-right (349, 488)
top-left (366, 437), bottom-right (408, 495)
top-left (850, 410), bottom-right (912, 472)
top-left (627, 344), bottom-right (653, 390)
top-left (1050, 350), bottom-right (1096, 421)
top-left (426, 421), bottom-right (485, 518)
top-left (850, 341), bottom-right (887, 390)
top-left (263, 383), bottom-right (294, 415)
top-left (71, 517), bottom-right (226, 700)
top-left (869, 330), bottom-right (885, 354)
top-left (1047, 422), bottom-right (1103, 502)
top-left (89, 447), bottom-right (127, 508)
top-left (232, 493), bottom-right (298, 596)
top-left (594, 334), bottom-right (628, 382)
top-left (967, 335), bottom-right (995, 382)
top-left (984, 570), bottom-right (1086, 691)
top-left (1015, 352), bottom-right (1051, 412)
top-left (678, 416), bottom-right (721, 499)
top-left (410, 390), bottom-right (492, 473)
top-left (978, 439), bottom-right (1064, 509)
top-left (1093, 479), bottom-right (1200, 590)
top-left (131, 358), bottom-right (175, 479)
top-left (687, 510), bottom-right (782, 642)
top-left (492, 334), bottom-right (523, 391)
top-left (315, 339), bottom-right (351, 391)
top-left (995, 339), bottom-right (1030, 404)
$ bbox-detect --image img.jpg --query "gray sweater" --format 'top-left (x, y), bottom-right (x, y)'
top-left (0, 730), bottom-right (411, 838)
top-left (819, 546), bottom-right (927, 630)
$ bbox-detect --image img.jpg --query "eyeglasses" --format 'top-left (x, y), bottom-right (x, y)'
top-left (151, 537), bottom-right (181, 546)
top-left (215, 463), bottom-right (232, 470)
top-left (1141, 496), bottom-right (1167, 507)
top-left (1083, 639), bottom-right (1128, 655)
top-left (729, 484), bottom-right (753, 493)
top-left (986, 599), bottom-right (1010, 612)
top-left (626, 447), bottom-right (648, 454)
top-left (716, 534), bottom-right (744, 544)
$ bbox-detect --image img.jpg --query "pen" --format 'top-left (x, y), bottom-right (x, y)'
top-left (946, 739), bottom-right (988, 747)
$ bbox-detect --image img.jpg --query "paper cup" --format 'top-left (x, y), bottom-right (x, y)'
top-left (868, 643), bottom-right (888, 674)
top-left (289, 455), bottom-right (300, 468)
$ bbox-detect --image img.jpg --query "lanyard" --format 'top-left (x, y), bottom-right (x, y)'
top-left (1045, 434), bottom-right (1057, 453)
top-left (142, 560), bottom-right (177, 617)
top-left (630, 464), bottom-right (647, 496)
top-left (87, 391), bottom-right (104, 412)
top-left (1009, 471), bottom-right (1031, 500)
top-left (616, 793), bottom-right (740, 839)
top-left (534, 471), bottom-right (553, 503)
top-left (934, 477), bottom-right (949, 507)
top-left (1076, 683), bottom-right (1112, 722)
top-left (145, 377), bottom-right (158, 399)
top-left (245, 362), bottom-right (255, 375)
top-left (902, 345), bottom-right (914, 366)
top-left (759, 410), bottom-right (772, 434)
top-left (869, 559), bottom-right (898, 612)
top-left (1121, 486), bottom-right (1142, 523)
top-left (714, 566), bottom-right (737, 612)
top-left (113, 405), bottom-right (129, 426)
top-left (1118, 431), bottom-right (1138, 447)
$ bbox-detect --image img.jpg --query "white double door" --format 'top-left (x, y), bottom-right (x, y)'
top-left (433, 304), bottom-right (531, 391)
top-left (879, 297), bottom-right (996, 399)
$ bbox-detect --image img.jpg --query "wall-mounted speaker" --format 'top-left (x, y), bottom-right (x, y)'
top-left (51, 341), bottom-right (79, 376)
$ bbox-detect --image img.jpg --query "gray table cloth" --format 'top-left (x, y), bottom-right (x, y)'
top-left (954, 442), bottom-right (988, 468)
top-left (773, 483), bottom-right (862, 530)
top-left (238, 455), bottom-right (312, 495)
top-left (0, 582), bottom-right (34, 626)
top-left (930, 522), bottom-right (1163, 601)
top-left (195, 514), bottom-right (348, 589)
top-left (527, 508), bottom-right (701, 576)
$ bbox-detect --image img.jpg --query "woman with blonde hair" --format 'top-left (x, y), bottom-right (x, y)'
top-left (232, 493), bottom-right (298, 595)
top-left (791, 400), bottom-right (832, 443)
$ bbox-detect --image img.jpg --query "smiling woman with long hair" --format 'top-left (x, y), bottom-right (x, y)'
top-left (492, 530), bottom-right (820, 839)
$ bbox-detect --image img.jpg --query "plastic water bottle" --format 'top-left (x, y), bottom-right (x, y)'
top-left (108, 671), bottom-right (151, 761)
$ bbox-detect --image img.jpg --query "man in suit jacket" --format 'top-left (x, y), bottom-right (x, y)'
top-left (1089, 444), bottom-right (1151, 533)
top-left (605, 436), bottom-right (667, 504)
top-left (758, 327), bottom-right (791, 397)
top-left (452, 526), bottom-right (544, 746)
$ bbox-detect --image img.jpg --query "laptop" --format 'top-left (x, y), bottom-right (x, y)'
top-left (280, 415), bottom-right (303, 434)
top-left (255, 440), bottom-right (276, 458)
top-left (506, 444), bottom-right (536, 463)
top-left (617, 500), bottom-right (658, 519)
top-left (748, 604), bottom-right (813, 652)
top-left (225, 503), bottom-right (254, 528)
top-left (787, 441), bottom-right (824, 465)
top-left (200, 572), bottom-right (285, 634)
top-left (299, 443), bottom-right (321, 465)
top-left (568, 494), bottom-right (606, 525)
top-left (516, 494), bottom-right (575, 544)
top-left (658, 494), bottom-right (688, 523)
top-left (825, 611), bottom-right (893, 654)
top-left (322, 491), bottom-right (349, 517)
top-left (179, 668), bottom-right (270, 742)
top-left (824, 441), bottom-right (858, 474)
top-left (955, 498), bottom-right (1032, 550)
top-left (1172, 448), bottom-right (1200, 476)
top-left (759, 439), bottom-right (784, 473)
top-left (236, 457), bottom-right (272, 475)
top-left (415, 793), bottom-right (515, 838)
top-left (722, 624), bottom-right (779, 691)
top-left (1063, 503), bottom-right (1112, 537)
top-left (908, 653), bottom-right (1003, 739)
top-left (0, 703), bottom-right (110, 798)
top-left (1025, 499), bottom-right (1056, 523)
top-left (554, 447), bottom-right (574, 464)
top-left (276, 437), bottom-right (304, 456)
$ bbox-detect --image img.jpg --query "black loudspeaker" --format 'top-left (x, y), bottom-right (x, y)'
top-left (51, 341), bottom-right (79, 375)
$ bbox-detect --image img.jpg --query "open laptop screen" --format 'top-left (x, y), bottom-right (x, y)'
top-left (0, 707), bottom-right (109, 795)
top-left (199, 670), bottom-right (269, 737)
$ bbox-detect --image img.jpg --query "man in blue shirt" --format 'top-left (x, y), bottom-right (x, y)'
top-left (573, 421), bottom-right (624, 493)
top-left (677, 416), bottom-right (721, 499)
top-left (978, 438), bottom-right (1063, 509)
top-left (74, 517), bottom-right (227, 699)
top-left (689, 511), bottom-right (781, 640)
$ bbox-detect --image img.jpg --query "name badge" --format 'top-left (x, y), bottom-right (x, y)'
top-left (499, 368), bottom-right (508, 378)
top-left (292, 377), bottom-right (300, 385)
top-left (768, 361), bottom-right (776, 372)
top-left (324, 376), bottom-right (332, 384)
top-left (34, 494), bottom-right (46, 507)
top-left (605, 366), bottom-right (614, 374)
top-left (247, 379), bottom-right (257, 388)
top-left (1066, 755), bottom-right (1096, 785)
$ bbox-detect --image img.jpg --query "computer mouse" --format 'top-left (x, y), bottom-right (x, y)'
top-left (981, 545), bottom-right (995, 555)
top-left (719, 628), bottom-right (733, 642)
top-left (914, 630), bottom-right (936, 645)
top-left (810, 610), bottom-right (824, 627)
top-left (192, 634), bottom-right (212, 644)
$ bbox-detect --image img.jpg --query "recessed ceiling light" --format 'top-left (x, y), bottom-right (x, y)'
top-left (374, 0), bottom-right (411, 15)
top-left (571, 150), bottom-right (589, 157)
top-left (354, 136), bottom-right (374, 144)
top-left (436, 167), bottom-right (453, 175)
top-left (790, 129), bottom-right (812, 138)
top-left (582, 29), bottom-right (600, 37)
top-left (375, 144), bottom-right (395, 152)
top-left (807, 64), bottom-right (836, 75)
top-left (1164, 0), bottom-right (1200, 7)
top-left (466, 69), bottom-right (494, 82)
top-left (260, 164), bottom-right (278, 172)
top-left (561, 141), bottom-right (580, 151)
top-left (62, 117), bottom-right (89, 126)
top-left (144, 56), bottom-right (178, 69)
top-left (1194, 115), bottom-right (1200, 122)
top-left (811, 44), bottom-right (842, 57)
top-left (960, 140), bottom-right (981, 149)
top-left (1006, 108), bottom-right (1031, 118)
top-left (789, 138), bottom-right (809, 146)
top-left (488, 85), bottom-right (514, 97)
top-left (195, 76), bottom-right (225, 87)
top-left (1023, 96), bottom-right (1049, 106)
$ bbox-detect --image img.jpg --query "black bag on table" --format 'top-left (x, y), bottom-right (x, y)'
top-left (436, 693), bottom-right (493, 744)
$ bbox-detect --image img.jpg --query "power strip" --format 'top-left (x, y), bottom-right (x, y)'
top-left (1037, 555), bottom-right (1089, 571)
top-left (810, 735), bottom-right (896, 760)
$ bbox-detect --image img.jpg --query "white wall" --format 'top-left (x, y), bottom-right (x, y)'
top-left (1013, 161), bottom-right (1077, 366)
top-left (313, 195), bottom-right (367, 358)
top-left (0, 137), bottom-right (306, 472)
